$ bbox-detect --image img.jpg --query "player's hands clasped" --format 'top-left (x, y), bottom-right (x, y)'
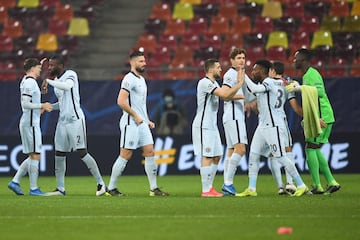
top-left (41, 102), bottom-right (53, 112)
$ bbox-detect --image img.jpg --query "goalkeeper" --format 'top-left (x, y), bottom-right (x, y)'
top-left (286, 48), bottom-right (340, 194)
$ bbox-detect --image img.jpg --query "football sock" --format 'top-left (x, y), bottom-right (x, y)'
top-left (55, 155), bottom-right (66, 191)
top-left (145, 156), bottom-right (157, 190)
top-left (210, 163), bottom-right (218, 186)
top-left (248, 152), bottom-right (260, 191)
top-left (285, 152), bottom-right (294, 185)
top-left (223, 158), bottom-right (229, 184)
top-left (81, 153), bottom-right (104, 185)
top-left (108, 156), bottom-right (128, 190)
top-left (200, 165), bottom-right (213, 192)
top-left (224, 152), bottom-right (242, 186)
top-left (277, 156), bottom-right (305, 188)
top-left (315, 149), bottom-right (337, 185)
top-left (305, 148), bottom-right (321, 186)
top-left (28, 159), bottom-right (39, 190)
top-left (12, 157), bottom-right (29, 183)
top-left (270, 158), bottom-right (284, 188)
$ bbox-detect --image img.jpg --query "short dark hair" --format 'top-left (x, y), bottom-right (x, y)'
top-left (229, 48), bottom-right (246, 59)
top-left (255, 59), bottom-right (272, 74)
top-left (129, 50), bottom-right (144, 60)
top-left (296, 48), bottom-right (312, 62)
top-left (204, 58), bottom-right (218, 73)
top-left (271, 61), bottom-right (285, 75)
top-left (24, 58), bottom-right (40, 72)
top-left (49, 55), bottom-right (65, 65)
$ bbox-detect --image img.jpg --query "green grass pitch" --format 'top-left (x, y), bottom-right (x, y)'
top-left (0, 174), bottom-right (359, 240)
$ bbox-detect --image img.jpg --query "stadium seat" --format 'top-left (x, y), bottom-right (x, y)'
top-left (40, 0), bottom-right (61, 7)
top-left (350, 57), bottom-right (360, 76)
top-left (245, 46), bottom-right (265, 67)
top-left (247, 0), bottom-right (268, 4)
top-left (239, 2), bottom-right (262, 19)
top-left (145, 59), bottom-right (166, 80)
top-left (0, 61), bottom-right (17, 81)
top-left (22, 17), bottom-right (46, 37)
top-left (193, 3), bottom-right (217, 19)
top-left (313, 45), bottom-right (333, 63)
top-left (274, 16), bottom-right (298, 34)
top-left (244, 32), bottom-right (267, 48)
top-left (0, 6), bottom-right (7, 24)
top-left (172, 2), bottom-right (194, 20)
top-left (158, 34), bottom-right (178, 51)
top-left (1, 20), bottom-right (23, 38)
top-left (186, 17), bottom-right (208, 35)
top-left (166, 63), bottom-right (191, 80)
top-left (223, 33), bottom-right (243, 51)
top-left (342, 15), bottom-right (360, 32)
top-left (230, 15), bottom-right (252, 35)
top-left (0, 36), bottom-right (13, 52)
top-left (351, 0), bottom-right (360, 16)
top-left (334, 43), bottom-right (356, 63)
top-left (14, 35), bottom-right (36, 52)
top-left (265, 31), bottom-right (288, 50)
top-left (333, 31), bottom-right (356, 46)
top-left (261, 1), bottom-right (283, 19)
top-left (48, 19), bottom-right (68, 36)
top-left (217, 2), bottom-right (238, 19)
top-left (150, 3), bottom-right (172, 21)
top-left (34, 5), bottom-right (54, 21)
top-left (36, 33), bottom-right (58, 51)
top-left (151, 46), bottom-right (171, 65)
top-left (304, 2), bottom-right (329, 19)
top-left (180, 0), bottom-right (201, 4)
top-left (171, 46), bottom-right (194, 66)
top-left (310, 57), bottom-right (326, 76)
top-left (0, 0), bottom-right (16, 8)
top-left (200, 34), bottom-right (222, 49)
top-left (328, 0), bottom-right (349, 17)
top-left (163, 18), bottom-right (185, 36)
top-left (59, 35), bottom-right (79, 51)
top-left (252, 16), bottom-right (273, 33)
top-left (136, 33), bottom-right (157, 53)
top-left (289, 31), bottom-right (310, 55)
top-left (266, 46), bottom-right (288, 62)
top-left (283, 1), bottom-right (304, 18)
top-left (67, 18), bottom-right (90, 36)
top-left (320, 15), bottom-right (342, 32)
top-left (76, 6), bottom-right (97, 23)
top-left (17, 0), bottom-right (39, 8)
top-left (53, 4), bottom-right (73, 22)
top-left (208, 15), bottom-right (230, 35)
top-left (181, 33), bottom-right (200, 50)
top-left (311, 30), bottom-right (333, 49)
top-left (325, 58), bottom-right (347, 77)
top-left (196, 46), bottom-right (220, 60)
top-left (297, 16), bottom-right (319, 33)
top-left (145, 18), bottom-right (165, 37)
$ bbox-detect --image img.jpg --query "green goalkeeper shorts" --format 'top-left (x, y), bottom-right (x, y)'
top-left (306, 123), bottom-right (333, 144)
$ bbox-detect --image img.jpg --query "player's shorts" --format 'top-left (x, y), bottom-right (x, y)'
top-left (223, 119), bottom-right (248, 148)
top-left (120, 122), bottom-right (154, 150)
top-left (19, 123), bottom-right (42, 154)
top-left (306, 123), bottom-right (333, 144)
top-left (250, 126), bottom-right (287, 158)
top-left (192, 127), bottom-right (223, 157)
top-left (55, 118), bottom-right (87, 152)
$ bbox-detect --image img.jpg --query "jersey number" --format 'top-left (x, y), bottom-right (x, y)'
top-left (274, 89), bottom-right (284, 109)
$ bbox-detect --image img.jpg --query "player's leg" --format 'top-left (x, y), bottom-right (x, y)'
top-left (269, 156), bottom-right (285, 194)
top-left (305, 140), bottom-right (324, 193)
top-left (315, 124), bottom-right (340, 193)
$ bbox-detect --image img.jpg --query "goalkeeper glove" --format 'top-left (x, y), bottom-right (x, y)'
top-left (285, 80), bottom-right (302, 92)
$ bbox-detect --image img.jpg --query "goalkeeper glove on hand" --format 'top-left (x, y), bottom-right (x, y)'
top-left (285, 80), bottom-right (302, 92)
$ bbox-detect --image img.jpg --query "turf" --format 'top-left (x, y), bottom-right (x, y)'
top-left (0, 174), bottom-right (359, 240)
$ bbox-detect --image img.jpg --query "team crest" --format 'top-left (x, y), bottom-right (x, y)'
top-left (225, 77), bottom-right (232, 83)
top-left (205, 147), bottom-right (211, 153)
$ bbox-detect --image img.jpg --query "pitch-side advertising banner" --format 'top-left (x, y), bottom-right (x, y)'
top-left (0, 133), bottom-right (357, 176)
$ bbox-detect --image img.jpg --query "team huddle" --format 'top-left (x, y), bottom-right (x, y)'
top-left (7, 48), bottom-right (340, 197)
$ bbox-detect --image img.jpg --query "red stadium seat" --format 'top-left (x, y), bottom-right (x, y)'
top-left (53, 4), bottom-right (73, 22)
top-left (200, 33), bottom-right (222, 50)
top-left (136, 33), bottom-right (157, 53)
top-left (208, 15), bottom-right (230, 35)
top-left (266, 46), bottom-right (288, 62)
top-left (158, 34), bottom-right (178, 51)
top-left (0, 36), bottom-right (13, 52)
top-left (163, 18), bottom-right (185, 36)
top-left (328, 0), bottom-right (349, 17)
top-left (230, 15), bottom-right (252, 35)
top-left (48, 19), bottom-right (68, 36)
top-left (252, 16), bottom-right (273, 34)
top-left (186, 17), bottom-right (208, 35)
top-left (297, 16), bottom-right (319, 33)
top-left (171, 46), bottom-right (194, 66)
top-left (283, 1), bottom-right (304, 18)
top-left (149, 2), bottom-right (172, 21)
top-left (181, 33), bottom-right (200, 50)
top-left (325, 58), bottom-right (348, 77)
top-left (151, 46), bottom-right (171, 65)
top-left (1, 20), bottom-right (23, 38)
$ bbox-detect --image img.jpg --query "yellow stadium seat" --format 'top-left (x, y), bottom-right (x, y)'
top-left (17, 0), bottom-right (39, 8)
top-left (180, 0), bottom-right (201, 5)
top-left (351, 0), bottom-right (360, 16)
top-left (247, 0), bottom-right (268, 4)
top-left (172, 2), bottom-right (194, 20)
top-left (261, 1), bottom-right (283, 19)
top-left (311, 30), bottom-right (333, 49)
top-left (266, 31), bottom-right (288, 50)
top-left (36, 33), bottom-right (58, 51)
top-left (67, 18), bottom-right (90, 36)
top-left (342, 15), bottom-right (360, 31)
top-left (320, 16), bottom-right (342, 32)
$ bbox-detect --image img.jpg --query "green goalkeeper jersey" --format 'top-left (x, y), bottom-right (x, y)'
top-left (303, 67), bottom-right (335, 124)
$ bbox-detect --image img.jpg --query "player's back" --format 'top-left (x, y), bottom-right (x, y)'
top-left (256, 77), bottom-right (287, 128)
